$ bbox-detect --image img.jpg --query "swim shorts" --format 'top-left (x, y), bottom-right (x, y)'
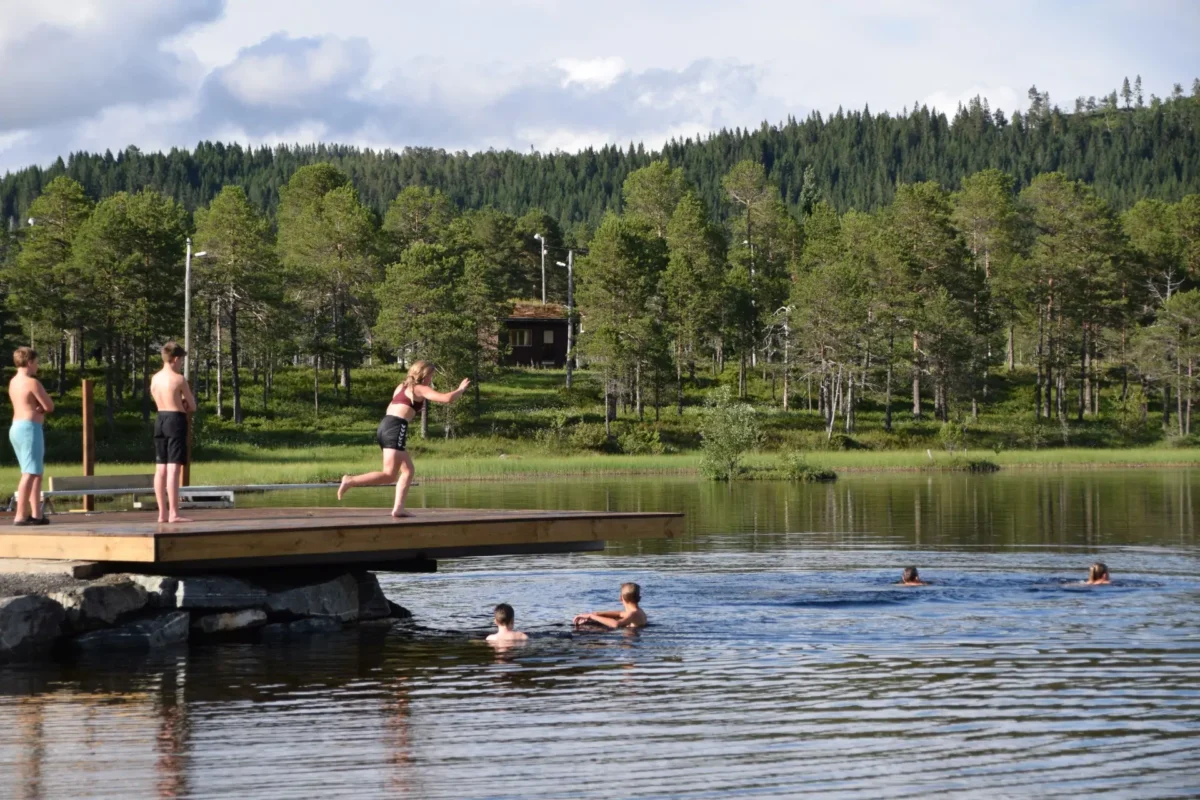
top-left (376, 415), bottom-right (409, 451)
top-left (9, 420), bottom-right (44, 476)
top-left (154, 411), bottom-right (189, 465)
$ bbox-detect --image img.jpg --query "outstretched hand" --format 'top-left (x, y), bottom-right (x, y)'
top-left (573, 614), bottom-right (591, 626)
top-left (457, 377), bottom-right (471, 394)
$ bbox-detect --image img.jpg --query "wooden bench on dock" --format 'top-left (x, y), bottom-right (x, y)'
top-left (38, 475), bottom-right (234, 514)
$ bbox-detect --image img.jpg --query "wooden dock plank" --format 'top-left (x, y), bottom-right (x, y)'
top-left (0, 507), bottom-right (680, 569)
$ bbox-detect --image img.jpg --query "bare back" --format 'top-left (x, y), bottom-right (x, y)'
top-left (8, 373), bottom-right (51, 423)
top-left (151, 368), bottom-right (194, 413)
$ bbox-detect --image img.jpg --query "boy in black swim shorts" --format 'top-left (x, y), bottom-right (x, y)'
top-left (150, 342), bottom-right (197, 523)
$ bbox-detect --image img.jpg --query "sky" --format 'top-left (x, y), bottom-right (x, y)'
top-left (0, 0), bottom-right (1197, 174)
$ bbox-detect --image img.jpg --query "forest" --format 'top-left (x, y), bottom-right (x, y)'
top-left (0, 76), bottom-right (1198, 456)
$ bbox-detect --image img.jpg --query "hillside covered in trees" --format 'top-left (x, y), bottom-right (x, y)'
top-left (1, 75), bottom-right (1199, 458)
top-left (2, 77), bottom-right (1199, 229)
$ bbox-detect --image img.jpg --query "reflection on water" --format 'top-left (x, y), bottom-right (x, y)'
top-left (2, 471), bottom-right (1199, 798)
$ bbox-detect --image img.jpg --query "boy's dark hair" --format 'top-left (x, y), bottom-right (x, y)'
top-left (494, 603), bottom-right (514, 626)
top-left (13, 347), bottom-right (36, 368)
top-left (620, 582), bottom-right (641, 604)
top-left (902, 566), bottom-right (920, 582)
top-left (161, 341), bottom-right (186, 362)
top-left (1089, 562), bottom-right (1109, 581)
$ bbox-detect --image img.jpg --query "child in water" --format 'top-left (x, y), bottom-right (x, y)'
top-left (573, 582), bottom-right (647, 629)
top-left (898, 566), bottom-right (926, 586)
top-left (486, 604), bottom-right (528, 644)
top-left (1085, 562), bottom-right (1111, 585)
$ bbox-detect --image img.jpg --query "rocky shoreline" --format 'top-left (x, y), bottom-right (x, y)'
top-left (0, 569), bottom-right (411, 663)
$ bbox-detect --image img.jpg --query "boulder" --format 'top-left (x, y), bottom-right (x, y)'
top-left (128, 575), bottom-right (179, 608)
top-left (354, 572), bottom-right (392, 621)
top-left (0, 594), bottom-right (65, 661)
top-left (387, 600), bottom-right (413, 619)
top-left (266, 573), bottom-right (358, 622)
top-left (50, 580), bottom-right (148, 632)
top-left (193, 609), bottom-right (268, 635)
top-left (73, 611), bottom-right (190, 651)
top-left (174, 576), bottom-right (267, 610)
top-left (259, 616), bottom-right (344, 639)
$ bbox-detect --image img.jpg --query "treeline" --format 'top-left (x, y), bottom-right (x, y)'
top-left (2, 77), bottom-right (1199, 228)
top-left (4, 152), bottom-right (1199, 444)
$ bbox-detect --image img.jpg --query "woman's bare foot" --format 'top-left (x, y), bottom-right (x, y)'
top-left (337, 475), bottom-right (351, 501)
top-left (391, 509), bottom-right (413, 518)
top-left (157, 515), bottom-right (169, 524)
top-left (167, 516), bottom-right (192, 524)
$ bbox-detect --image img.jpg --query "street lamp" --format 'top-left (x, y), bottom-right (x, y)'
top-left (183, 238), bottom-right (207, 382)
top-left (533, 233), bottom-right (546, 304)
top-left (555, 251), bottom-right (575, 388)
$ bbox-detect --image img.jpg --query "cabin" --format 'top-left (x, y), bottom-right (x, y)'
top-left (502, 302), bottom-right (569, 368)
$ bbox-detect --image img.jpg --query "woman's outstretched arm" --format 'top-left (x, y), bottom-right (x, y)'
top-left (415, 378), bottom-right (470, 405)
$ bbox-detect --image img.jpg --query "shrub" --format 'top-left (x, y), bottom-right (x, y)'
top-left (783, 454), bottom-right (838, 482)
top-left (937, 420), bottom-right (967, 453)
top-left (937, 456), bottom-right (1001, 473)
top-left (699, 387), bottom-right (762, 480)
top-left (826, 433), bottom-right (864, 451)
top-left (617, 424), bottom-right (665, 455)
top-left (1015, 415), bottom-right (1048, 450)
top-left (567, 422), bottom-right (611, 452)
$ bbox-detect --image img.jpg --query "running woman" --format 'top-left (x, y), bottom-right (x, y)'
top-left (337, 361), bottom-right (469, 517)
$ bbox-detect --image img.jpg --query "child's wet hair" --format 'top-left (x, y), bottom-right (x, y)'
top-left (494, 603), bottom-right (514, 626)
top-left (1089, 562), bottom-right (1109, 582)
top-left (620, 582), bottom-right (641, 604)
top-left (902, 566), bottom-right (920, 583)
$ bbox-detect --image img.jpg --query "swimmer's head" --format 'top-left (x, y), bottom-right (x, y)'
top-left (902, 566), bottom-right (920, 583)
top-left (493, 603), bottom-right (515, 627)
top-left (1089, 562), bottom-right (1109, 582)
top-left (620, 582), bottom-right (641, 605)
top-left (161, 341), bottom-right (186, 366)
top-left (405, 360), bottom-right (435, 387)
top-left (12, 346), bottom-right (37, 373)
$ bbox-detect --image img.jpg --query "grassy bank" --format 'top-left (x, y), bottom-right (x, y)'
top-left (4, 362), bottom-right (1197, 490)
top-left (6, 446), bottom-right (1199, 490)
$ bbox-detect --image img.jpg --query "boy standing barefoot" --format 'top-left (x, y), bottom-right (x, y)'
top-left (150, 342), bottom-right (196, 524)
top-left (8, 347), bottom-right (53, 525)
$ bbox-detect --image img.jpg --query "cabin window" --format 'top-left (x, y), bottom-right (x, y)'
top-left (543, 329), bottom-right (555, 344)
top-left (510, 329), bottom-right (532, 347)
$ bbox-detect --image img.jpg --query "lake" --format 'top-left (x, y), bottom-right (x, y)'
top-left (2, 470), bottom-right (1199, 798)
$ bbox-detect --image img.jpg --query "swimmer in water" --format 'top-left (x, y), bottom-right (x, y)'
top-left (898, 566), bottom-right (926, 586)
top-left (573, 582), bottom-right (647, 629)
top-left (1085, 562), bottom-right (1111, 585)
top-left (486, 603), bottom-right (528, 644)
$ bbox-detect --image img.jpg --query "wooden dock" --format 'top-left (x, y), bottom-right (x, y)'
top-left (0, 507), bottom-right (682, 573)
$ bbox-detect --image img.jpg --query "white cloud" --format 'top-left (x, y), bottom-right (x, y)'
top-left (555, 57), bottom-right (627, 90)
top-left (1, 0), bottom-right (1197, 173)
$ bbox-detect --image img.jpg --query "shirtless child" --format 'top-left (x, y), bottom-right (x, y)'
top-left (8, 347), bottom-right (54, 525)
top-left (898, 566), bottom-right (927, 586)
top-left (150, 342), bottom-right (197, 524)
top-left (573, 582), bottom-right (647, 630)
top-left (486, 603), bottom-right (529, 645)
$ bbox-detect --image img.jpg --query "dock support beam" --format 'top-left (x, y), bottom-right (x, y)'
top-left (82, 379), bottom-right (95, 512)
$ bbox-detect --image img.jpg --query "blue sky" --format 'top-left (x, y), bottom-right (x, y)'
top-left (1, 0), bottom-right (1196, 173)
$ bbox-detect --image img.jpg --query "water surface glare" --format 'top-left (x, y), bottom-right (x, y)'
top-left (2, 471), bottom-right (1199, 798)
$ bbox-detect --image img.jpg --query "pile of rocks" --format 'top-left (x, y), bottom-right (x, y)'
top-left (0, 570), bottom-right (410, 663)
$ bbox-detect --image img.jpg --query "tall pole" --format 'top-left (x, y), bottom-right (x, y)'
top-left (184, 237), bottom-right (193, 382)
top-left (540, 236), bottom-right (547, 304)
top-left (566, 250), bottom-right (574, 389)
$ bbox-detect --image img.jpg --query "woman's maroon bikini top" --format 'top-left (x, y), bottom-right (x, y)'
top-left (392, 385), bottom-right (425, 412)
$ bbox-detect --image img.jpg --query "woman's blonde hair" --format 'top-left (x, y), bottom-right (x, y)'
top-left (403, 360), bottom-right (435, 388)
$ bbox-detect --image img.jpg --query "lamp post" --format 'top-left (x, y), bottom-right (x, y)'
top-left (534, 233), bottom-right (546, 304)
top-left (556, 250), bottom-right (574, 388)
top-left (183, 238), bottom-right (207, 383)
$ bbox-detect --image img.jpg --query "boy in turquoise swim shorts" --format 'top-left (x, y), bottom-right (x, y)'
top-left (8, 347), bottom-right (54, 525)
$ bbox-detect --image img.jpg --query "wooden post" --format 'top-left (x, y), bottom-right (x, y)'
top-left (82, 379), bottom-right (95, 512)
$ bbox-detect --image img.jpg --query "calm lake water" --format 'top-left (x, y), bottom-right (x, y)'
top-left (2, 470), bottom-right (1199, 799)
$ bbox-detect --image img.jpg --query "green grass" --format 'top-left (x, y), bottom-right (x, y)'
top-left (5, 361), bottom-right (1198, 489)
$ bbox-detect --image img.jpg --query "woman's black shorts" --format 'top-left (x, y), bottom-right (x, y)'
top-left (376, 415), bottom-right (409, 451)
